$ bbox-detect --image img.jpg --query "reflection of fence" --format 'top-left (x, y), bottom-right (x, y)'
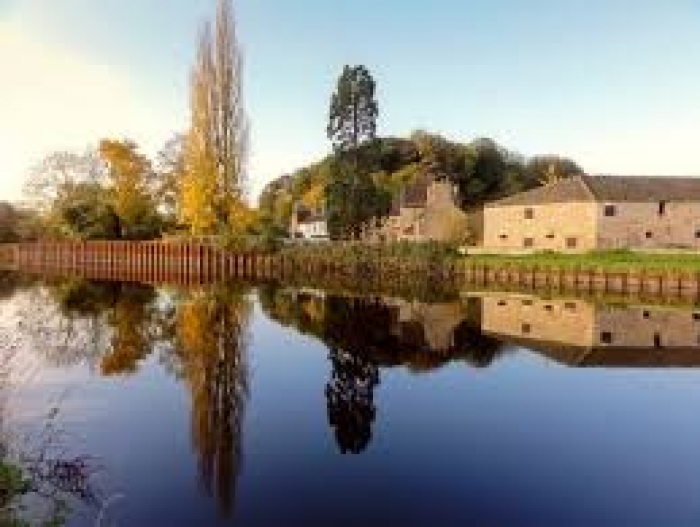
top-left (2, 242), bottom-right (700, 300)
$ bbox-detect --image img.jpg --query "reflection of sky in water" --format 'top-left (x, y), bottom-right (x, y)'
top-left (1, 283), bottom-right (700, 525)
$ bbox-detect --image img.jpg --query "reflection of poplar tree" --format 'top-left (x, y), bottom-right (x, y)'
top-left (325, 347), bottom-right (379, 454)
top-left (174, 288), bottom-right (250, 517)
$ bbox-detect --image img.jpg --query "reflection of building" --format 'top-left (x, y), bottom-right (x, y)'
top-left (474, 292), bottom-right (700, 367)
top-left (481, 175), bottom-right (700, 252)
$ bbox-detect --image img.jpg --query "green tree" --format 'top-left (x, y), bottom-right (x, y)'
top-left (326, 65), bottom-right (380, 238)
top-left (327, 65), bottom-right (378, 152)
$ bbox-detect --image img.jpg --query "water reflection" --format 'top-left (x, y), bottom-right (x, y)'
top-left (5, 271), bottom-right (700, 523)
top-left (171, 287), bottom-right (250, 517)
top-left (473, 292), bottom-right (700, 367)
top-left (7, 276), bottom-right (251, 520)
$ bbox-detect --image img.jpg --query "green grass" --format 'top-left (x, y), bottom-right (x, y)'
top-left (463, 249), bottom-right (700, 273)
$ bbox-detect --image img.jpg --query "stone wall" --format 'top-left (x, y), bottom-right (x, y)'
top-left (482, 201), bottom-right (598, 252)
top-left (597, 202), bottom-right (700, 250)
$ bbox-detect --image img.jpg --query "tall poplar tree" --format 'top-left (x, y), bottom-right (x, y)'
top-left (181, 0), bottom-right (249, 236)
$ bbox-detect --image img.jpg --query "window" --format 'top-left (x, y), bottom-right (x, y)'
top-left (693, 313), bottom-right (700, 321)
top-left (654, 333), bottom-right (662, 348)
top-left (643, 311), bottom-right (650, 319)
top-left (546, 233), bottom-right (555, 239)
top-left (659, 201), bottom-right (667, 215)
top-left (646, 231), bottom-right (653, 239)
top-left (522, 323), bottom-right (532, 334)
top-left (564, 302), bottom-right (577, 311)
top-left (498, 300), bottom-right (507, 307)
top-left (544, 304), bottom-right (554, 311)
top-left (600, 332), bottom-right (613, 344)
top-left (524, 208), bottom-right (534, 219)
top-left (523, 238), bottom-right (534, 248)
top-left (522, 299), bottom-right (533, 306)
top-left (499, 234), bottom-right (508, 240)
top-left (695, 230), bottom-right (700, 239)
top-left (604, 204), bottom-right (616, 217)
top-left (566, 237), bottom-right (578, 249)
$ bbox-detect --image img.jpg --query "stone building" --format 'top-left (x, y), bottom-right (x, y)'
top-left (481, 175), bottom-right (700, 252)
top-left (362, 173), bottom-right (468, 243)
top-left (474, 292), bottom-right (700, 367)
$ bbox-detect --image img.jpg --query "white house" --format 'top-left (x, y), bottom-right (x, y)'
top-left (290, 204), bottom-right (329, 240)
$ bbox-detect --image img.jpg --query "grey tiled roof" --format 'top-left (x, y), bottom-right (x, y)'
top-left (489, 175), bottom-right (700, 207)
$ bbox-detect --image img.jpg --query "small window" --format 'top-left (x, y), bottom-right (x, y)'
top-left (523, 238), bottom-right (534, 248)
top-left (659, 201), bottom-right (667, 215)
top-left (600, 331), bottom-right (613, 344)
top-left (643, 311), bottom-right (650, 319)
top-left (498, 300), bottom-right (507, 307)
top-left (499, 234), bottom-right (508, 240)
top-left (693, 313), bottom-right (700, 321)
top-left (544, 304), bottom-right (554, 311)
top-left (645, 231), bottom-right (653, 239)
top-left (524, 208), bottom-right (534, 219)
top-left (546, 233), bottom-right (555, 239)
top-left (604, 205), bottom-right (616, 217)
top-left (566, 237), bottom-right (578, 249)
top-left (564, 302), bottom-right (577, 311)
top-left (654, 333), bottom-right (662, 348)
top-left (522, 323), bottom-right (532, 334)
top-left (695, 230), bottom-right (700, 239)
top-left (522, 299), bottom-right (533, 306)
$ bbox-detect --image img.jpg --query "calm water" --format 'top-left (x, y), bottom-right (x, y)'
top-left (2, 273), bottom-right (700, 525)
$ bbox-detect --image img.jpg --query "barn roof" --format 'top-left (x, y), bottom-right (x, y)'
top-left (489, 175), bottom-right (700, 207)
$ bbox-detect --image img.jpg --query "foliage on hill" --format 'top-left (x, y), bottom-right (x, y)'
top-left (259, 131), bottom-right (584, 235)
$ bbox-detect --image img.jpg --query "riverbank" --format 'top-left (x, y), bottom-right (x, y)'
top-left (462, 249), bottom-right (700, 273)
top-left (4, 241), bottom-right (700, 302)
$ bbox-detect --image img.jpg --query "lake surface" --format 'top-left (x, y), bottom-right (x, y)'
top-left (2, 273), bottom-right (700, 525)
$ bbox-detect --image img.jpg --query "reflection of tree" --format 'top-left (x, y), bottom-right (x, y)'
top-left (12, 279), bottom-right (162, 374)
top-left (100, 285), bottom-right (157, 375)
top-left (325, 347), bottom-right (378, 454)
top-left (172, 287), bottom-right (250, 518)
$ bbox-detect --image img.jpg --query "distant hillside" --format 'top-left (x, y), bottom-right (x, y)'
top-left (259, 131), bottom-right (584, 233)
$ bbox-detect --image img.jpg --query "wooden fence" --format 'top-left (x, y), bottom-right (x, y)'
top-left (1, 241), bottom-right (700, 300)
top-left (0, 241), bottom-right (278, 286)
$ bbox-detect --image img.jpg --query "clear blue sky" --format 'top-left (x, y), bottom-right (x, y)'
top-left (1, 0), bottom-right (699, 201)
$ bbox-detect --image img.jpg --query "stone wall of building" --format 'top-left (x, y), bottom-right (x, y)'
top-left (361, 180), bottom-right (468, 243)
top-left (596, 202), bottom-right (700, 250)
top-left (423, 182), bottom-right (469, 241)
top-left (482, 201), bottom-right (598, 252)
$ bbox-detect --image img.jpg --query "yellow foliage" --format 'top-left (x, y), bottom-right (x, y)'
top-left (301, 184), bottom-right (324, 209)
top-left (98, 139), bottom-right (153, 229)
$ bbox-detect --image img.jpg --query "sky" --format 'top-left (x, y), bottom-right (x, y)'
top-left (1, 0), bottom-right (700, 203)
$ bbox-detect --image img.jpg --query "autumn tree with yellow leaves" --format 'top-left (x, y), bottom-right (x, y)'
top-left (180, 0), bottom-right (250, 237)
top-left (99, 139), bottom-right (160, 239)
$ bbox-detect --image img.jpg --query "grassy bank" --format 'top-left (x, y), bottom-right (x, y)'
top-left (463, 249), bottom-right (700, 273)
top-left (280, 241), bottom-right (455, 263)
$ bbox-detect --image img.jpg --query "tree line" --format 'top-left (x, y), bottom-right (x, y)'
top-left (14, 0), bottom-right (252, 245)
top-left (261, 65), bottom-right (584, 240)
